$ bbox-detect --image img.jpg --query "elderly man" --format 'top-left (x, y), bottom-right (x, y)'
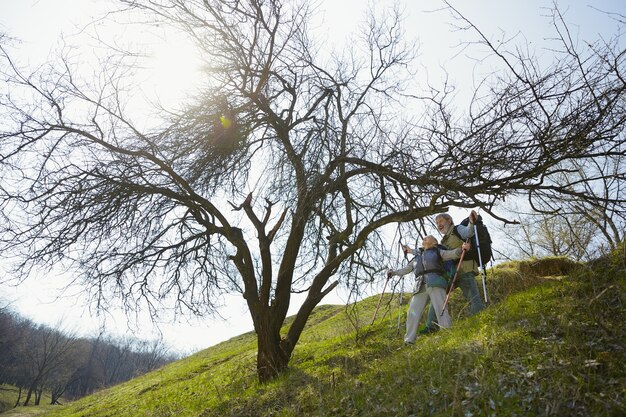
top-left (419, 210), bottom-right (485, 334)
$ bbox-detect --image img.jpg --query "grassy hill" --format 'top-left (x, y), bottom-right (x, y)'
top-left (2, 249), bottom-right (625, 417)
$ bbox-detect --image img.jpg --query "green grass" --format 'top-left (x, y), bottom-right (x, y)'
top-left (7, 252), bottom-right (626, 417)
top-left (0, 385), bottom-right (18, 413)
top-left (0, 385), bottom-right (54, 416)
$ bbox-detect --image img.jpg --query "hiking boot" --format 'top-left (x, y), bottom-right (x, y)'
top-left (418, 326), bottom-right (439, 335)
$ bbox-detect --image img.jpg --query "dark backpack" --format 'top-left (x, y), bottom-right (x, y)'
top-left (453, 215), bottom-right (493, 265)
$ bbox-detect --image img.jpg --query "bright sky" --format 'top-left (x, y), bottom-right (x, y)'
top-left (0, 0), bottom-right (624, 354)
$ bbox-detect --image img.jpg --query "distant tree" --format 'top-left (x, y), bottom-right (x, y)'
top-left (45, 340), bottom-right (88, 405)
top-left (0, 310), bottom-right (34, 402)
top-left (93, 335), bottom-right (172, 385)
top-left (21, 325), bottom-right (77, 406)
top-left (1, 0), bottom-right (624, 382)
top-left (0, 309), bottom-right (24, 384)
top-left (497, 204), bottom-right (618, 262)
top-left (129, 338), bottom-right (173, 375)
top-left (0, 308), bottom-right (172, 403)
top-left (497, 153), bottom-right (625, 261)
top-left (63, 337), bottom-right (106, 399)
top-left (98, 336), bottom-right (133, 386)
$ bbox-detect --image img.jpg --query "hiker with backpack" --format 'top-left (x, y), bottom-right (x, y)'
top-left (440, 210), bottom-right (488, 314)
top-left (418, 210), bottom-right (489, 334)
top-left (387, 235), bottom-right (470, 345)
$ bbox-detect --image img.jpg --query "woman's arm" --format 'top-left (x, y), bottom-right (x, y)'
top-left (389, 259), bottom-right (416, 277)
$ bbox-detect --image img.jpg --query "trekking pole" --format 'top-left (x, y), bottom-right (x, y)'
top-left (471, 208), bottom-right (488, 303)
top-left (474, 226), bottom-right (488, 303)
top-left (440, 244), bottom-right (468, 316)
top-left (396, 276), bottom-right (404, 334)
top-left (396, 241), bottom-right (410, 334)
top-left (370, 272), bottom-right (391, 325)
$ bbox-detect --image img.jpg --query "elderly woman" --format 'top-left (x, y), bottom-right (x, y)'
top-left (388, 235), bottom-right (469, 345)
top-left (436, 211), bottom-right (484, 315)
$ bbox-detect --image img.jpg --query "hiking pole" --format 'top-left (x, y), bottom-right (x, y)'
top-left (471, 208), bottom-right (488, 303)
top-left (396, 241), bottom-right (410, 334)
top-left (440, 244), bottom-right (468, 316)
top-left (474, 225), bottom-right (488, 303)
top-left (370, 272), bottom-right (390, 325)
top-left (396, 275), bottom-right (404, 334)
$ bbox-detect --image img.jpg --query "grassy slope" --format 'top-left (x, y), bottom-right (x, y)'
top-left (4, 250), bottom-right (625, 417)
top-left (0, 385), bottom-right (18, 413)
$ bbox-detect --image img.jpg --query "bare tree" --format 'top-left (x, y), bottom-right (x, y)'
top-left (0, 308), bottom-right (172, 403)
top-left (1, 0), bottom-right (624, 382)
top-left (46, 341), bottom-right (88, 405)
top-left (495, 164), bottom-right (624, 261)
top-left (0, 309), bottom-right (29, 387)
top-left (496, 207), bottom-right (598, 261)
top-left (20, 325), bottom-right (77, 406)
top-left (491, 5), bottom-right (626, 261)
top-left (519, 156), bottom-right (625, 260)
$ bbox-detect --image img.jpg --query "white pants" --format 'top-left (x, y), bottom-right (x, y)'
top-left (404, 286), bottom-right (451, 344)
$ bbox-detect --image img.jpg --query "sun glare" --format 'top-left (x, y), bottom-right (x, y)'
top-left (145, 29), bottom-right (204, 108)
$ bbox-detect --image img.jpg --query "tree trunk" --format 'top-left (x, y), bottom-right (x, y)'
top-left (51, 385), bottom-right (66, 405)
top-left (22, 384), bottom-right (35, 406)
top-left (34, 388), bottom-right (42, 405)
top-left (255, 314), bottom-right (290, 383)
top-left (13, 386), bottom-right (21, 408)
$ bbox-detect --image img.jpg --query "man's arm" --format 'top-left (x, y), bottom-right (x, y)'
top-left (439, 242), bottom-right (471, 261)
top-left (454, 210), bottom-right (479, 239)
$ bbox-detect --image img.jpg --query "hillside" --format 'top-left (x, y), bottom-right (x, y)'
top-left (2, 250), bottom-right (625, 417)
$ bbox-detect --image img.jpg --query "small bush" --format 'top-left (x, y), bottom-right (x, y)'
top-left (516, 256), bottom-right (581, 277)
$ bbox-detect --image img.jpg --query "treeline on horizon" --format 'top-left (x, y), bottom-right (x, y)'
top-left (0, 306), bottom-right (177, 408)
